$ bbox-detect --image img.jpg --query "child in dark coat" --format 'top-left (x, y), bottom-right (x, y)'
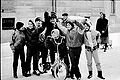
top-left (10, 22), bottom-right (29, 78)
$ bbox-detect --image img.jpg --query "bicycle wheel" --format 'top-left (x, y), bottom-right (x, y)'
top-left (54, 62), bottom-right (68, 80)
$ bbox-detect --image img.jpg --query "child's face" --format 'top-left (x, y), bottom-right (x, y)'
top-left (50, 18), bottom-right (56, 24)
top-left (28, 22), bottom-right (34, 29)
top-left (100, 13), bottom-right (103, 19)
top-left (35, 21), bottom-right (42, 28)
top-left (63, 16), bottom-right (68, 21)
top-left (66, 23), bottom-right (72, 30)
top-left (51, 31), bottom-right (59, 39)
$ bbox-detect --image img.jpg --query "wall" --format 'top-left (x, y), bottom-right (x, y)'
top-left (115, 1), bottom-right (120, 24)
top-left (1, 0), bottom-right (106, 26)
top-left (1, 0), bottom-right (120, 43)
top-left (1, 0), bottom-right (52, 27)
top-left (56, 0), bottom-right (92, 17)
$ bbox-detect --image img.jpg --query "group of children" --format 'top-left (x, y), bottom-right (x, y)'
top-left (10, 12), bottom-right (105, 80)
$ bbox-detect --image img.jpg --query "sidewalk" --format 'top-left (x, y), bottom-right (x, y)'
top-left (1, 33), bottom-right (120, 80)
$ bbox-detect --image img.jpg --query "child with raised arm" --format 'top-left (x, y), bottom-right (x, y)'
top-left (56, 18), bottom-right (85, 80)
top-left (84, 22), bottom-right (105, 79)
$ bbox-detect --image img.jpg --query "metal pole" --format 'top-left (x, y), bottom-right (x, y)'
top-left (52, 0), bottom-right (54, 12)
top-left (55, 0), bottom-right (57, 13)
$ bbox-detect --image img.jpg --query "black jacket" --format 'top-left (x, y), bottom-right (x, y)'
top-left (96, 18), bottom-right (108, 37)
top-left (24, 27), bottom-right (44, 47)
top-left (10, 30), bottom-right (25, 50)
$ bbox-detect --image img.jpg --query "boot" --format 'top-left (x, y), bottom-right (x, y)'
top-left (22, 69), bottom-right (31, 77)
top-left (97, 71), bottom-right (105, 79)
top-left (70, 72), bottom-right (75, 79)
top-left (77, 77), bottom-right (81, 80)
top-left (87, 71), bottom-right (92, 79)
top-left (104, 43), bottom-right (107, 52)
top-left (13, 72), bottom-right (18, 78)
top-left (66, 70), bottom-right (71, 78)
top-left (43, 64), bottom-right (47, 73)
top-left (33, 70), bottom-right (41, 76)
top-left (13, 68), bottom-right (18, 78)
top-left (26, 70), bottom-right (31, 75)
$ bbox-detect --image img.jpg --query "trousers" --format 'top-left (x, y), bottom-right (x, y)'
top-left (85, 48), bottom-right (101, 71)
top-left (26, 46), bottom-right (39, 71)
top-left (69, 46), bottom-right (82, 78)
top-left (13, 48), bottom-right (26, 75)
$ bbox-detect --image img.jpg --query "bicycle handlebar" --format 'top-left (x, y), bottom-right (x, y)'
top-left (53, 36), bottom-right (64, 45)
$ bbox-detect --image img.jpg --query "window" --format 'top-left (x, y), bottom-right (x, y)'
top-left (111, 0), bottom-right (115, 14)
top-left (2, 18), bottom-right (15, 30)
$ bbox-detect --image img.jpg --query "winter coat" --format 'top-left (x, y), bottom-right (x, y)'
top-left (10, 29), bottom-right (25, 51)
top-left (96, 18), bottom-right (108, 37)
top-left (24, 27), bottom-right (44, 47)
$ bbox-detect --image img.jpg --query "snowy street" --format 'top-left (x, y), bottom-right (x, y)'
top-left (1, 33), bottom-right (120, 80)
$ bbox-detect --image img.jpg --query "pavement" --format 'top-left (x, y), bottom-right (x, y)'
top-left (1, 33), bottom-right (120, 80)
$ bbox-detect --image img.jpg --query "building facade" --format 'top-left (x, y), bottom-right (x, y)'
top-left (1, 0), bottom-right (120, 42)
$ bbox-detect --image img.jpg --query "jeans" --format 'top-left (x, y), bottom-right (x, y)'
top-left (85, 48), bottom-right (101, 71)
top-left (69, 46), bottom-right (82, 78)
top-left (13, 48), bottom-right (25, 75)
top-left (26, 46), bottom-right (39, 71)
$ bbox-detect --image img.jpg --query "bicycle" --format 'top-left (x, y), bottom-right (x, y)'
top-left (51, 36), bottom-right (68, 80)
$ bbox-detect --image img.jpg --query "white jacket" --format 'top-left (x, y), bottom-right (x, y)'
top-left (84, 29), bottom-right (101, 48)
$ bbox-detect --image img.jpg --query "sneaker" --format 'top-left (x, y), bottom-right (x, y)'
top-left (70, 74), bottom-right (75, 79)
top-left (22, 69), bottom-right (31, 77)
top-left (24, 71), bottom-right (31, 77)
top-left (43, 70), bottom-right (47, 73)
top-left (33, 70), bottom-right (40, 76)
top-left (38, 70), bottom-right (44, 74)
top-left (27, 71), bottom-right (31, 75)
top-left (23, 73), bottom-right (31, 77)
top-left (77, 77), bottom-right (81, 80)
top-left (14, 75), bottom-right (18, 78)
top-left (87, 75), bottom-right (92, 79)
top-left (71, 77), bottom-right (75, 79)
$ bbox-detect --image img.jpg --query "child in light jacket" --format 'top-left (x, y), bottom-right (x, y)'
top-left (84, 22), bottom-right (105, 79)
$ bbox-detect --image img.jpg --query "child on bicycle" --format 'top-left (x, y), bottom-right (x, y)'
top-left (45, 29), bottom-right (70, 77)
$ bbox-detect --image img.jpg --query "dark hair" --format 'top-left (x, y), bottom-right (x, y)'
top-left (35, 17), bottom-right (42, 22)
top-left (67, 21), bottom-right (74, 31)
top-left (103, 13), bottom-right (106, 18)
top-left (62, 13), bottom-right (68, 16)
top-left (84, 16), bottom-right (90, 19)
top-left (28, 20), bottom-right (35, 28)
top-left (16, 22), bottom-right (24, 30)
top-left (44, 11), bottom-right (50, 22)
top-left (100, 12), bottom-right (103, 14)
top-left (44, 11), bottom-right (49, 17)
